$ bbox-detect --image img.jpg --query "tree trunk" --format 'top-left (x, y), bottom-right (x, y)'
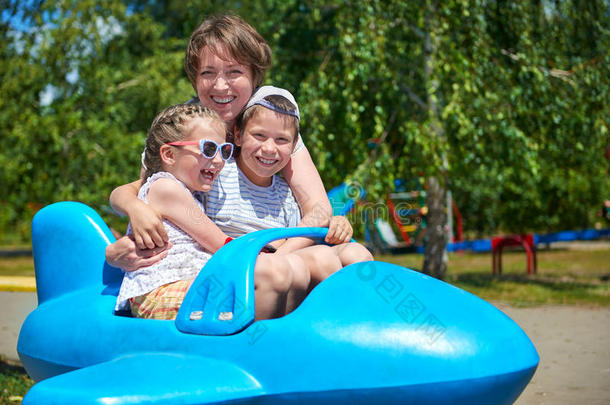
top-left (422, 0), bottom-right (449, 279)
top-left (423, 176), bottom-right (448, 279)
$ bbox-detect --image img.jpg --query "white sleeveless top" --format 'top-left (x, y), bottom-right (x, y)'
top-left (115, 172), bottom-right (212, 310)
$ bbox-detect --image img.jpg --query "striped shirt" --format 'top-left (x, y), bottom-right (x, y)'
top-left (200, 159), bottom-right (301, 238)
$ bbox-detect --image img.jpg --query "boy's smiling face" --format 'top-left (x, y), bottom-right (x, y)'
top-left (235, 108), bottom-right (296, 187)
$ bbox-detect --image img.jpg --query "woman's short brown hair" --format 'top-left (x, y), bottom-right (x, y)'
top-left (185, 14), bottom-right (272, 90)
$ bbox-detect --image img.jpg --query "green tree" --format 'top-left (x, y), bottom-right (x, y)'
top-left (0, 0), bottom-right (193, 240)
top-left (274, 0), bottom-right (609, 278)
top-left (1, 0), bottom-right (607, 282)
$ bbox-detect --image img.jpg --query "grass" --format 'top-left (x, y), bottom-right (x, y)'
top-left (0, 245), bottom-right (34, 278)
top-left (0, 256), bottom-right (34, 278)
top-left (376, 244), bottom-right (610, 307)
top-left (0, 359), bottom-right (34, 404)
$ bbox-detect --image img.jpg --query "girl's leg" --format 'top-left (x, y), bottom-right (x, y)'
top-left (129, 279), bottom-right (194, 320)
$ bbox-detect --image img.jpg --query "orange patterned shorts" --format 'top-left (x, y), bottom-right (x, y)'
top-left (129, 279), bottom-right (194, 320)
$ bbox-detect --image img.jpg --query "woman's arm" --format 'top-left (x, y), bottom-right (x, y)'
top-left (105, 179), bottom-right (171, 271)
top-left (109, 179), bottom-right (168, 249)
top-left (278, 147), bottom-right (351, 254)
top-left (282, 147), bottom-right (331, 227)
top-left (105, 235), bottom-right (171, 272)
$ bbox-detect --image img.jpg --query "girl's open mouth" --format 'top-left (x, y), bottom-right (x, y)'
top-left (200, 168), bottom-right (217, 181)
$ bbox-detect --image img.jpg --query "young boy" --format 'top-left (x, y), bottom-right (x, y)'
top-left (202, 86), bottom-right (373, 316)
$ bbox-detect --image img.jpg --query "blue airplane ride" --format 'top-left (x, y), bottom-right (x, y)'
top-left (18, 201), bottom-right (539, 404)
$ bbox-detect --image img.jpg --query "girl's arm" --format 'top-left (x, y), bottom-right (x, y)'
top-left (277, 147), bottom-right (351, 254)
top-left (109, 179), bottom-right (168, 249)
top-left (105, 178), bottom-right (171, 272)
top-left (146, 178), bottom-right (229, 254)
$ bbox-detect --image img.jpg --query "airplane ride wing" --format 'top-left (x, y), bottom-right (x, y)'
top-left (22, 352), bottom-right (265, 405)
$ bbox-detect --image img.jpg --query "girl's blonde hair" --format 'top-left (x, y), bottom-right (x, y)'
top-left (143, 104), bottom-right (225, 180)
top-left (185, 13), bottom-right (272, 90)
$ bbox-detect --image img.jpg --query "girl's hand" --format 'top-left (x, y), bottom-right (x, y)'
top-left (105, 235), bottom-right (171, 272)
top-left (128, 200), bottom-right (168, 249)
top-left (325, 216), bottom-right (353, 245)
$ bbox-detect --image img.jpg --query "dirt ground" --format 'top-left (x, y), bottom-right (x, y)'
top-left (0, 291), bottom-right (37, 364)
top-left (498, 303), bottom-right (610, 405)
top-left (1, 292), bottom-right (609, 404)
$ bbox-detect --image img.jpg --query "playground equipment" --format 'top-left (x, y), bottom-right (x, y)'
top-left (329, 182), bottom-right (610, 259)
top-left (328, 180), bottom-right (463, 254)
top-left (492, 234), bottom-right (537, 275)
top-left (327, 182), bottom-right (362, 216)
top-left (18, 202), bottom-right (538, 404)
top-left (374, 187), bottom-right (463, 253)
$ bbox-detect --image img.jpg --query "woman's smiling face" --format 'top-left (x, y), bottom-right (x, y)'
top-left (196, 46), bottom-right (255, 127)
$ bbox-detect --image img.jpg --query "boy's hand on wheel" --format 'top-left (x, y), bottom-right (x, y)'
top-left (325, 216), bottom-right (353, 245)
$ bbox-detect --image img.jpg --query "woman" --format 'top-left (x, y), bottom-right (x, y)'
top-left (105, 14), bottom-right (343, 271)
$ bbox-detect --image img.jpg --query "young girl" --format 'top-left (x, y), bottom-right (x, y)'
top-left (106, 14), bottom-right (341, 271)
top-left (115, 104), bottom-right (233, 319)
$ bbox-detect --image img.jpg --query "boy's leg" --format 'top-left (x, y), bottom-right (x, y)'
top-left (330, 242), bottom-right (374, 267)
top-left (252, 244), bottom-right (372, 319)
top-left (253, 253), bottom-right (309, 320)
top-left (290, 245), bottom-right (343, 291)
top-left (283, 254), bottom-right (311, 313)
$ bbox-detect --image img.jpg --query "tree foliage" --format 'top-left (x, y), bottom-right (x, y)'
top-left (1, 0), bottom-right (193, 240)
top-left (1, 0), bottom-right (608, 273)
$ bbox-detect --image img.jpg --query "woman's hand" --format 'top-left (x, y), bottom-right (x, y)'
top-left (324, 216), bottom-right (353, 245)
top-left (128, 200), bottom-right (168, 249)
top-left (105, 235), bottom-right (171, 272)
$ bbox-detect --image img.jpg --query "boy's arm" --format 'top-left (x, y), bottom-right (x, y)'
top-left (147, 178), bottom-right (229, 253)
top-left (110, 179), bottom-right (168, 249)
top-left (273, 215), bottom-right (354, 255)
top-left (325, 216), bottom-right (353, 243)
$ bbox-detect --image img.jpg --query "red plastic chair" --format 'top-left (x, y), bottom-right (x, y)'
top-left (491, 234), bottom-right (537, 275)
